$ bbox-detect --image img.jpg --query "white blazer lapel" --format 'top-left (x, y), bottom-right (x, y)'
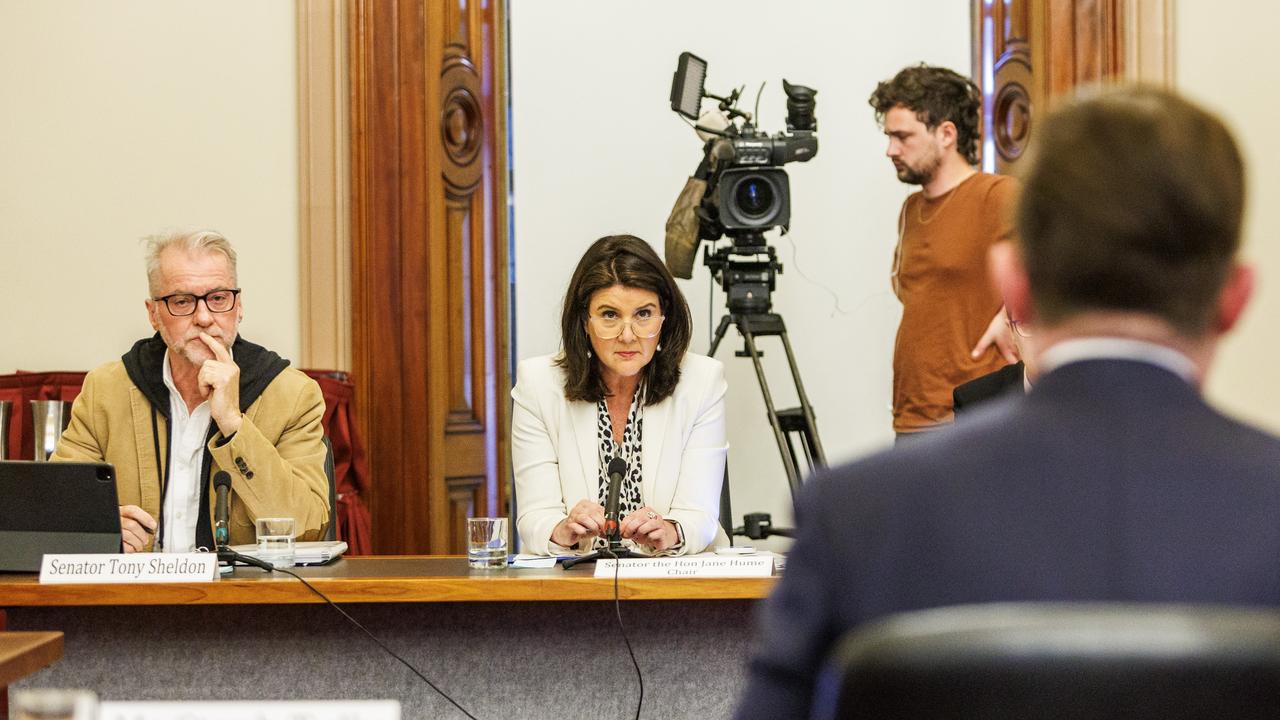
top-left (570, 399), bottom-right (599, 503)
top-left (640, 395), bottom-right (669, 509)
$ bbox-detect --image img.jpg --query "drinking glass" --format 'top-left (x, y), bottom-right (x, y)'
top-left (255, 517), bottom-right (296, 568)
top-left (467, 517), bottom-right (508, 570)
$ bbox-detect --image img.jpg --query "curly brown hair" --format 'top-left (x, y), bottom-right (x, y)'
top-left (868, 64), bottom-right (983, 166)
top-left (555, 235), bottom-right (693, 404)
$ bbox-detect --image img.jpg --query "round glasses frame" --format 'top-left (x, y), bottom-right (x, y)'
top-left (588, 314), bottom-right (665, 340)
top-left (153, 289), bottom-right (242, 317)
top-left (1009, 319), bottom-right (1032, 339)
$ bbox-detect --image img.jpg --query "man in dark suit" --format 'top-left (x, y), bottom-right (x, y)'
top-left (735, 87), bottom-right (1275, 719)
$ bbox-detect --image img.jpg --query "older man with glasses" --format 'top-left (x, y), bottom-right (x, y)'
top-left (53, 230), bottom-right (329, 553)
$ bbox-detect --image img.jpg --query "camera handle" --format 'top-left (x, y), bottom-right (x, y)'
top-left (705, 87), bottom-right (752, 124)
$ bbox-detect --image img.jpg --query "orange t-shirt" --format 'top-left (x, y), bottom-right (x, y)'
top-left (891, 172), bottom-right (1018, 432)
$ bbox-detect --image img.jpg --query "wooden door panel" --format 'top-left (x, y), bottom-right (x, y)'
top-left (974, 0), bottom-right (1126, 175)
top-left (992, 0), bottom-right (1034, 172)
top-left (447, 476), bottom-right (484, 555)
top-left (351, 0), bottom-right (509, 554)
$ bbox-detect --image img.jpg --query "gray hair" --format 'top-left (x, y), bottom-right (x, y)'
top-left (144, 230), bottom-right (238, 295)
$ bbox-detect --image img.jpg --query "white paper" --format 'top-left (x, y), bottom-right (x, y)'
top-left (510, 553), bottom-right (557, 569)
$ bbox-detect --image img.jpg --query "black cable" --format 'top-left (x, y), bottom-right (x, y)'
top-left (708, 270), bottom-right (714, 348)
top-left (270, 566), bottom-right (480, 720)
top-left (752, 81), bottom-right (765, 128)
top-left (603, 546), bottom-right (644, 720)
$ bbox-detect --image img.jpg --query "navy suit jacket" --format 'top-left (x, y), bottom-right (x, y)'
top-left (737, 359), bottom-right (1280, 719)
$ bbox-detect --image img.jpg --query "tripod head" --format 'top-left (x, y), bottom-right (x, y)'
top-left (703, 231), bottom-right (783, 316)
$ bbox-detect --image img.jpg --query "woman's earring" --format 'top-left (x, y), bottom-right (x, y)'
top-left (656, 343), bottom-right (663, 352)
top-left (586, 349), bottom-right (592, 358)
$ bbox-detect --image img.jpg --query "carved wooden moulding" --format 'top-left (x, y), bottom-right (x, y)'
top-left (441, 43), bottom-right (483, 200)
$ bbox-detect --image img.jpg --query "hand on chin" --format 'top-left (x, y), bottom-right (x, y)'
top-left (180, 337), bottom-right (218, 365)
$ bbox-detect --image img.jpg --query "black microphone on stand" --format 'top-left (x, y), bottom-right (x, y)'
top-left (212, 470), bottom-right (275, 572)
top-left (602, 456), bottom-right (627, 542)
top-left (562, 457), bottom-right (638, 570)
top-left (214, 470), bottom-right (231, 547)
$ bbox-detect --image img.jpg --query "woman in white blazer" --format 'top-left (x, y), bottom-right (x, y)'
top-left (511, 235), bottom-right (728, 556)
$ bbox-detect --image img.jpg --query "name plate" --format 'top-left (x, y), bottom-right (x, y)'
top-left (99, 701), bottom-right (400, 720)
top-left (39, 553), bottom-right (218, 583)
top-left (594, 553), bottom-right (774, 578)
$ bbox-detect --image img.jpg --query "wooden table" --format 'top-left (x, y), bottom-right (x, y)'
top-left (0, 556), bottom-right (774, 605)
top-left (0, 631), bottom-right (63, 720)
top-left (1, 557), bottom-right (775, 720)
top-left (0, 632), bottom-right (62, 686)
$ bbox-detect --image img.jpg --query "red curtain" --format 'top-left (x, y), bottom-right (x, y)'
top-left (1, 369), bottom-right (374, 555)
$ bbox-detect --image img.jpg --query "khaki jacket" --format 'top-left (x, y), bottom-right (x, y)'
top-left (54, 359), bottom-right (330, 549)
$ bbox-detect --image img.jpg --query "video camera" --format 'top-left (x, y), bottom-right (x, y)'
top-left (665, 51), bottom-right (818, 314)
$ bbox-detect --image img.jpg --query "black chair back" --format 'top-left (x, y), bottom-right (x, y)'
top-left (816, 603), bottom-right (1280, 720)
top-left (322, 435), bottom-right (337, 541)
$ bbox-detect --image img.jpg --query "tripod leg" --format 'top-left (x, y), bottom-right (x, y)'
top-left (738, 321), bottom-right (803, 497)
top-left (782, 434), bottom-right (803, 489)
top-left (798, 435), bottom-right (814, 472)
top-left (776, 324), bottom-right (828, 468)
top-left (708, 315), bottom-right (733, 357)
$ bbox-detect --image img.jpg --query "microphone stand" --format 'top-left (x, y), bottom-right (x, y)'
top-left (211, 470), bottom-right (276, 571)
top-left (563, 458), bottom-right (637, 570)
top-left (561, 533), bottom-right (640, 570)
top-left (216, 544), bottom-right (277, 573)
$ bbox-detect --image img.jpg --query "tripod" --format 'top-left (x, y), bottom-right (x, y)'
top-left (710, 311), bottom-right (826, 499)
top-left (699, 232), bottom-right (826, 542)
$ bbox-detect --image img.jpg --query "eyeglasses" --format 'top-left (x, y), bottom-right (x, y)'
top-left (153, 289), bottom-right (241, 316)
top-left (1009, 319), bottom-right (1032, 338)
top-left (588, 311), bottom-right (665, 340)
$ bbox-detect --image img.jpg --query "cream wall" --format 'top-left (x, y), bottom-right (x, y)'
top-left (8, 0), bottom-right (1262, 536)
top-left (508, 1), bottom-right (1280, 550)
top-left (509, 0), bottom-right (970, 546)
top-left (0, 1), bottom-right (299, 373)
top-left (1177, 2), bottom-right (1280, 433)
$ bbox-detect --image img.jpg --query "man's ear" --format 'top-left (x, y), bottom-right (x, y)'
top-left (145, 299), bottom-right (161, 333)
top-left (936, 120), bottom-right (958, 151)
top-left (989, 241), bottom-right (1033, 324)
top-left (1214, 262), bottom-right (1255, 335)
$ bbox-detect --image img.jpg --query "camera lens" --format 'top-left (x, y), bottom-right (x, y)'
top-left (735, 176), bottom-right (775, 218)
top-left (717, 167), bottom-right (789, 231)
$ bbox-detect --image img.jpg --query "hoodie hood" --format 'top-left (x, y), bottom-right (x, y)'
top-left (121, 334), bottom-right (291, 415)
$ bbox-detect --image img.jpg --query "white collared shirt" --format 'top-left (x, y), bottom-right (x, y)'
top-left (1038, 337), bottom-right (1197, 384)
top-left (160, 350), bottom-right (214, 553)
